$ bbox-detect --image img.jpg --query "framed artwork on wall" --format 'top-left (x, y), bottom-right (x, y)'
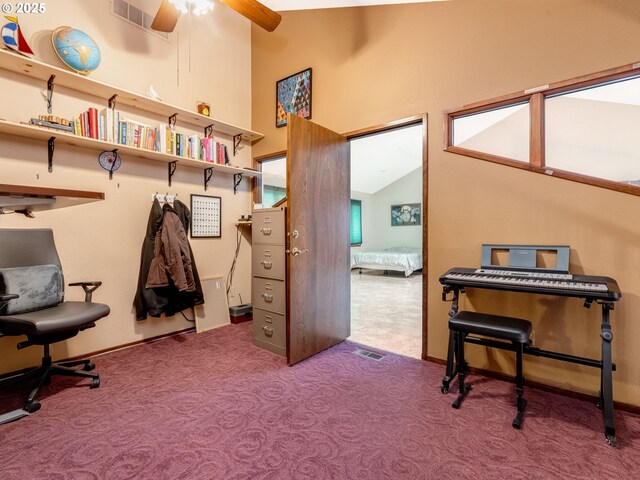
top-left (391, 203), bottom-right (421, 226)
top-left (191, 194), bottom-right (221, 238)
top-left (276, 67), bottom-right (312, 128)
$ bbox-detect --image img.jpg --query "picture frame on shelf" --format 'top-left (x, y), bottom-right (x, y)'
top-left (276, 67), bottom-right (312, 128)
top-left (191, 194), bottom-right (221, 238)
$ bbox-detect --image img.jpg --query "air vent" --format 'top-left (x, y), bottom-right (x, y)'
top-left (110, 0), bottom-right (169, 40)
top-left (353, 348), bottom-right (385, 361)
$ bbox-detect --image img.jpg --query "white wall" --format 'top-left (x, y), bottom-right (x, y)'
top-left (357, 168), bottom-right (422, 252)
top-left (0, 0), bottom-right (254, 374)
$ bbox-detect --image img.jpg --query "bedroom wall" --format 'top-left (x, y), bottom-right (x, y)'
top-left (251, 0), bottom-right (640, 406)
top-left (0, 0), bottom-right (254, 374)
top-left (367, 168), bottom-right (422, 251)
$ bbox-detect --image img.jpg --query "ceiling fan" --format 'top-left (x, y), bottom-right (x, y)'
top-left (151, 0), bottom-right (282, 33)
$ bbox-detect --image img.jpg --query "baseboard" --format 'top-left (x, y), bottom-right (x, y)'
top-left (424, 355), bottom-right (640, 415)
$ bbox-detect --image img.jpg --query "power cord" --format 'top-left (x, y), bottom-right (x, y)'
top-left (226, 223), bottom-right (244, 299)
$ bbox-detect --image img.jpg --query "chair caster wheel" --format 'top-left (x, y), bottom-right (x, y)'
top-left (441, 386), bottom-right (448, 394)
top-left (90, 378), bottom-right (100, 389)
top-left (83, 362), bottom-right (95, 371)
top-left (25, 400), bottom-right (41, 413)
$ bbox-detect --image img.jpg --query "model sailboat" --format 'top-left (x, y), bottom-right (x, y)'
top-left (2, 16), bottom-right (34, 55)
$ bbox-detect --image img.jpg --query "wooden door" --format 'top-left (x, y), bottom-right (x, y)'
top-left (286, 115), bottom-right (350, 365)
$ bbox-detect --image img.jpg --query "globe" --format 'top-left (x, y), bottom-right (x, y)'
top-left (51, 27), bottom-right (101, 75)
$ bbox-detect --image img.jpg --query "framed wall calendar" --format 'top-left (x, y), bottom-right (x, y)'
top-left (191, 194), bottom-right (221, 238)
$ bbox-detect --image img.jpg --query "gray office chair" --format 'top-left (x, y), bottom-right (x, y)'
top-left (0, 228), bottom-right (110, 423)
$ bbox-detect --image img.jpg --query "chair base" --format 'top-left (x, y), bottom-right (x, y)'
top-left (0, 344), bottom-right (99, 422)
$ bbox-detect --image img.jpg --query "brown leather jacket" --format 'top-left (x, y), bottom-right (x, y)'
top-left (146, 205), bottom-right (196, 292)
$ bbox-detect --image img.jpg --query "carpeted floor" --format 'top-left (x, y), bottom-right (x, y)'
top-left (1, 322), bottom-right (639, 479)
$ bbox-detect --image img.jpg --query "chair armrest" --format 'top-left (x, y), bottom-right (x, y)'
top-left (0, 293), bottom-right (19, 302)
top-left (69, 282), bottom-right (103, 302)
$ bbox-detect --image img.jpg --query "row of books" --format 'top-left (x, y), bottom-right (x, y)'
top-left (70, 107), bottom-right (229, 164)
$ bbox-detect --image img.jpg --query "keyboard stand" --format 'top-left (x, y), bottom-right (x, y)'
top-left (441, 286), bottom-right (618, 447)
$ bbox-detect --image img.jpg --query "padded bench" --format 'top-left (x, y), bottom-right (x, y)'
top-left (446, 311), bottom-right (532, 429)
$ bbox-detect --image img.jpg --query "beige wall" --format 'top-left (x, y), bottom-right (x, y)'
top-left (0, 0), bottom-right (255, 373)
top-left (251, 0), bottom-right (640, 405)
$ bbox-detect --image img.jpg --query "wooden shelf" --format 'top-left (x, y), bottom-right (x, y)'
top-left (0, 49), bottom-right (263, 141)
top-left (0, 183), bottom-right (104, 212)
top-left (0, 119), bottom-right (262, 178)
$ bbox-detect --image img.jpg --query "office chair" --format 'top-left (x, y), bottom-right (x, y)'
top-left (0, 228), bottom-right (110, 423)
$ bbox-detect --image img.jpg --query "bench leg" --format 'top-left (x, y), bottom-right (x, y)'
top-left (452, 331), bottom-right (470, 409)
top-left (512, 341), bottom-right (527, 429)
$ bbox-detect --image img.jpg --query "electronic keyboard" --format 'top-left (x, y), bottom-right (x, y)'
top-left (440, 267), bottom-right (620, 300)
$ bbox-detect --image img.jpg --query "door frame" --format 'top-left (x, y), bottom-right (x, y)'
top-left (253, 113), bottom-right (429, 359)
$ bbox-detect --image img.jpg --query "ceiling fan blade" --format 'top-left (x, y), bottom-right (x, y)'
top-left (219, 0), bottom-right (282, 32)
top-left (150, 0), bottom-right (180, 33)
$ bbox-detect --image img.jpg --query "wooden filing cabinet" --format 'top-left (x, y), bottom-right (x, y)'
top-left (252, 207), bottom-right (287, 356)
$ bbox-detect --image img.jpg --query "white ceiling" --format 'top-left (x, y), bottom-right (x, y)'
top-left (260, 124), bottom-right (423, 194)
top-left (261, 0), bottom-right (447, 12)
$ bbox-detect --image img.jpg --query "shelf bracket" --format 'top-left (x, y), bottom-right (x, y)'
top-left (233, 134), bottom-right (242, 156)
top-left (109, 149), bottom-right (118, 180)
top-left (47, 137), bottom-right (55, 173)
top-left (233, 172), bottom-right (243, 195)
top-left (108, 94), bottom-right (118, 109)
top-left (168, 113), bottom-right (177, 129)
top-left (204, 124), bottom-right (214, 138)
top-left (168, 161), bottom-right (177, 187)
top-left (46, 74), bottom-right (55, 114)
top-left (204, 167), bottom-right (214, 191)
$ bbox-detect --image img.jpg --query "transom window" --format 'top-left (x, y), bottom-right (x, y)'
top-left (445, 62), bottom-right (640, 196)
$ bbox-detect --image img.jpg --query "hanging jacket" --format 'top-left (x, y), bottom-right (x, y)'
top-left (134, 198), bottom-right (204, 320)
top-left (146, 204), bottom-right (196, 292)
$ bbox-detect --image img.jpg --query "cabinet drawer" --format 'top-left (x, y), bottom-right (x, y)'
top-left (252, 277), bottom-right (286, 314)
top-left (252, 308), bottom-right (286, 356)
top-left (252, 209), bottom-right (285, 245)
top-left (252, 245), bottom-right (285, 279)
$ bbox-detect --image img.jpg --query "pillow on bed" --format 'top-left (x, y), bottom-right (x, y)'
top-left (0, 265), bottom-right (63, 315)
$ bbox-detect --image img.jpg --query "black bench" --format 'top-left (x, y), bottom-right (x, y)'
top-left (446, 311), bottom-right (532, 429)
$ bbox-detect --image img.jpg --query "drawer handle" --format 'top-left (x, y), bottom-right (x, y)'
top-left (262, 326), bottom-right (274, 337)
top-left (262, 293), bottom-right (273, 302)
top-left (261, 261), bottom-right (272, 269)
top-left (260, 227), bottom-right (272, 235)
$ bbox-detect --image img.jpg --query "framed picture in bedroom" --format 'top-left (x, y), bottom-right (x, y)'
top-left (191, 194), bottom-right (221, 238)
top-left (391, 203), bottom-right (421, 226)
top-left (276, 67), bottom-right (312, 128)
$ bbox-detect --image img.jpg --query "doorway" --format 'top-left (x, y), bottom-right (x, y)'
top-left (253, 115), bottom-right (428, 361)
top-left (348, 122), bottom-right (424, 358)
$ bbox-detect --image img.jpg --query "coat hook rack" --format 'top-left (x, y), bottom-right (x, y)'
top-left (233, 172), bottom-right (243, 195)
top-left (46, 75), bottom-right (55, 114)
top-left (204, 167), bottom-right (214, 191)
top-left (168, 161), bottom-right (177, 187)
top-left (47, 137), bottom-right (55, 173)
top-left (233, 134), bottom-right (242, 156)
top-left (204, 124), bottom-right (214, 137)
top-left (168, 113), bottom-right (177, 129)
top-left (108, 94), bottom-right (118, 109)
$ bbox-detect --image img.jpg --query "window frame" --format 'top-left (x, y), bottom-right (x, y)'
top-left (444, 61), bottom-right (640, 197)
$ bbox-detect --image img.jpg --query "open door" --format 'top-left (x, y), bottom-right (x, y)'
top-left (286, 115), bottom-right (350, 365)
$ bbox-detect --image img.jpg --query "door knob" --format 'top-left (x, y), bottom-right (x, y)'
top-left (286, 247), bottom-right (309, 256)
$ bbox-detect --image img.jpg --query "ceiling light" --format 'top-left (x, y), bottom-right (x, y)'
top-left (168, 0), bottom-right (214, 15)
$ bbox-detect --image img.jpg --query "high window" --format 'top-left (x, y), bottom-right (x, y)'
top-left (445, 62), bottom-right (640, 196)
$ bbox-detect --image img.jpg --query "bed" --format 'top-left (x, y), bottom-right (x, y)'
top-left (351, 247), bottom-right (422, 277)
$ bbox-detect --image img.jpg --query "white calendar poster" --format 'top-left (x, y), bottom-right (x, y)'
top-left (190, 194), bottom-right (221, 238)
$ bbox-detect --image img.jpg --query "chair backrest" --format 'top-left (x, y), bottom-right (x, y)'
top-left (0, 228), bottom-right (62, 269)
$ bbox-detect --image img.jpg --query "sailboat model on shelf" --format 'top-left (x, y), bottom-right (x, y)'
top-left (1, 16), bottom-right (34, 56)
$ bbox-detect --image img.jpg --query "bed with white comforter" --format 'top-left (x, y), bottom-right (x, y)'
top-left (351, 247), bottom-right (422, 277)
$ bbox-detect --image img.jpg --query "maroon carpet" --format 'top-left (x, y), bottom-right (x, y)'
top-left (1, 322), bottom-right (639, 479)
